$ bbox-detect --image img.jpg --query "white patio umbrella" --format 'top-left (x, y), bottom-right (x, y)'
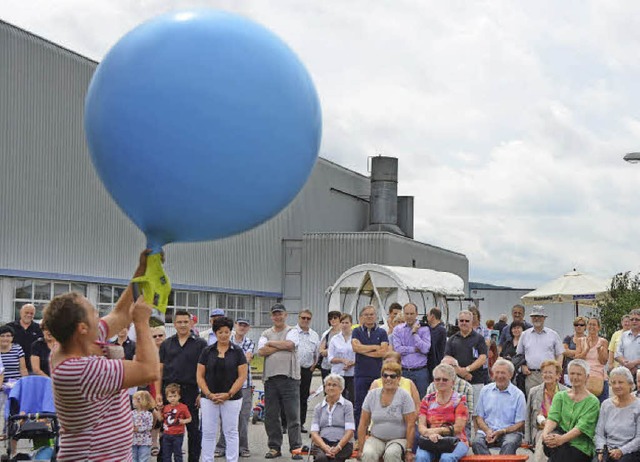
top-left (521, 269), bottom-right (611, 316)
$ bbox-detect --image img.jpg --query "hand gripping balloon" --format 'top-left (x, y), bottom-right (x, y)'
top-left (84, 9), bottom-right (322, 315)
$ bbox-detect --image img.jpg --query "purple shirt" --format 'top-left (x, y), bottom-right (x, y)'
top-left (392, 322), bottom-right (431, 369)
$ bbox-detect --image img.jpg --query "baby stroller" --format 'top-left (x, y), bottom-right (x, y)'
top-left (251, 389), bottom-right (265, 424)
top-left (2, 376), bottom-right (58, 461)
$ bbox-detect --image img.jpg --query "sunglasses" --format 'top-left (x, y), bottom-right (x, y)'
top-left (573, 323), bottom-right (585, 327)
top-left (433, 377), bottom-right (450, 383)
top-left (382, 373), bottom-right (398, 379)
top-left (299, 316), bottom-right (311, 320)
top-left (630, 318), bottom-right (640, 322)
top-left (458, 319), bottom-right (471, 323)
top-left (152, 334), bottom-right (164, 338)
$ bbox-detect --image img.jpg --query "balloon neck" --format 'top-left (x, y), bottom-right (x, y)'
top-left (146, 240), bottom-right (164, 255)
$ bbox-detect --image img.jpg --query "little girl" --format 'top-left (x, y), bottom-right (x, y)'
top-left (132, 390), bottom-right (157, 462)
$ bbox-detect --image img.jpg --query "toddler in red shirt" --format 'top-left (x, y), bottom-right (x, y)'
top-left (160, 383), bottom-right (192, 462)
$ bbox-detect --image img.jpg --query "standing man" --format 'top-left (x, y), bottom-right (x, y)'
top-left (158, 310), bottom-right (207, 462)
top-left (426, 307), bottom-right (447, 381)
top-left (608, 314), bottom-right (631, 371)
top-left (382, 302), bottom-right (402, 337)
top-left (7, 303), bottom-right (42, 372)
top-left (109, 327), bottom-right (136, 360)
top-left (258, 303), bottom-right (303, 460)
top-left (516, 306), bottom-right (564, 396)
top-left (498, 305), bottom-right (532, 353)
top-left (494, 314), bottom-right (508, 335)
top-left (472, 359), bottom-right (526, 455)
top-left (615, 308), bottom-right (640, 377)
top-left (351, 305), bottom-right (389, 431)
top-left (296, 309), bottom-right (320, 433)
top-left (392, 303), bottom-right (431, 397)
top-left (216, 317), bottom-right (255, 458)
top-left (200, 308), bottom-right (225, 345)
top-left (445, 310), bottom-right (489, 404)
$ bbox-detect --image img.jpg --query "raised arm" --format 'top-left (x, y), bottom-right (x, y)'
top-left (121, 297), bottom-right (160, 389)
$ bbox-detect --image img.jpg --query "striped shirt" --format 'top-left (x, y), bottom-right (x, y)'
top-left (0, 344), bottom-right (24, 382)
top-left (52, 320), bottom-right (132, 461)
top-left (231, 331), bottom-right (255, 388)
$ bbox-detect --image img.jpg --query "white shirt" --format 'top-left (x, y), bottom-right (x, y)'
top-left (296, 324), bottom-right (320, 368)
top-left (516, 326), bottom-right (563, 369)
top-left (328, 332), bottom-right (355, 377)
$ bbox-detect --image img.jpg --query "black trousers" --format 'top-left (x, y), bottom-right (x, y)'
top-left (300, 367), bottom-right (313, 426)
top-left (159, 382), bottom-right (201, 462)
top-left (342, 376), bottom-right (354, 403)
top-left (547, 443), bottom-right (591, 462)
top-left (312, 439), bottom-right (354, 462)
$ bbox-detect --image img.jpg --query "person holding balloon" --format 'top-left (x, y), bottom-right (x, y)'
top-left (43, 251), bottom-right (159, 461)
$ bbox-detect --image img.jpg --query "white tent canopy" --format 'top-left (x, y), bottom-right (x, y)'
top-left (326, 263), bottom-right (465, 322)
top-left (521, 270), bottom-right (610, 306)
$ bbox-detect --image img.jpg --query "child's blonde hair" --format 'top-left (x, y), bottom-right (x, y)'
top-left (133, 390), bottom-right (155, 411)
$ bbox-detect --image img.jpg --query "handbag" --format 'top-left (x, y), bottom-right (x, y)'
top-left (417, 436), bottom-right (460, 454)
top-left (587, 376), bottom-right (604, 396)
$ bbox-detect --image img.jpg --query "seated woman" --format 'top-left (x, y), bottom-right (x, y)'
top-left (524, 360), bottom-right (567, 462)
top-left (370, 351), bottom-right (421, 412)
top-left (540, 359), bottom-right (600, 462)
top-left (595, 366), bottom-right (640, 462)
top-left (416, 364), bottom-right (469, 462)
top-left (310, 374), bottom-right (355, 462)
top-left (358, 362), bottom-right (416, 462)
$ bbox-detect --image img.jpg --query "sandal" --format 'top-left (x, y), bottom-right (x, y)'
top-left (265, 448), bottom-right (282, 459)
top-left (150, 446), bottom-right (159, 457)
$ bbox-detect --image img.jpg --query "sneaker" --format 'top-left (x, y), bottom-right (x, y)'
top-left (239, 449), bottom-right (251, 458)
top-left (265, 449), bottom-right (282, 459)
top-left (214, 449), bottom-right (225, 457)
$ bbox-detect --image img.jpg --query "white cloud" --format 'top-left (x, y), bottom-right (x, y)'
top-left (3, 0), bottom-right (640, 288)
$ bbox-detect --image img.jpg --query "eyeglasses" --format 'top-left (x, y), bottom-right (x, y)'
top-left (630, 318), bottom-right (640, 322)
top-left (382, 373), bottom-right (398, 379)
top-left (299, 316), bottom-right (311, 320)
top-left (152, 335), bottom-right (164, 338)
top-left (458, 319), bottom-right (471, 323)
top-left (433, 377), bottom-right (450, 383)
top-left (573, 323), bottom-right (585, 327)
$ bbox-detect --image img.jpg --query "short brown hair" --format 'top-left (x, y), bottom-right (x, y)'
top-left (165, 383), bottom-right (181, 396)
top-left (42, 292), bottom-right (87, 346)
top-left (380, 361), bottom-right (402, 377)
top-left (340, 313), bottom-right (352, 323)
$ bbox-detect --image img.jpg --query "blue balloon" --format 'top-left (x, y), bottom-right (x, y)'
top-left (85, 9), bottom-right (321, 251)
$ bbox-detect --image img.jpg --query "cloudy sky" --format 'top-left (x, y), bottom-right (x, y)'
top-left (3, 1), bottom-right (640, 288)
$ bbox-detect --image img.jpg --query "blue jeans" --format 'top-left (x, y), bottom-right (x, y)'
top-left (162, 433), bottom-right (184, 462)
top-left (354, 376), bottom-right (376, 432)
top-left (598, 380), bottom-right (609, 403)
top-left (402, 366), bottom-right (430, 398)
top-left (132, 445), bottom-right (152, 462)
top-left (416, 442), bottom-right (468, 462)
top-left (472, 431), bottom-right (522, 455)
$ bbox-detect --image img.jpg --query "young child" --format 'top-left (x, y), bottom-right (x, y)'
top-left (160, 383), bottom-right (192, 462)
top-left (132, 390), bottom-right (156, 462)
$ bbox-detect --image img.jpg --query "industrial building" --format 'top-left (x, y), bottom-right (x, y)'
top-left (0, 20), bottom-right (469, 336)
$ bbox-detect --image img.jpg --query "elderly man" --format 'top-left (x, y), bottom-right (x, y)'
top-left (7, 303), bottom-right (42, 372)
top-left (516, 306), bottom-right (563, 396)
top-left (392, 303), bottom-right (431, 397)
top-left (200, 308), bottom-right (225, 346)
top-left (498, 305), bottom-right (532, 353)
top-left (472, 359), bottom-right (526, 455)
top-left (351, 305), bottom-right (389, 431)
top-left (215, 318), bottom-right (255, 458)
top-left (445, 310), bottom-right (489, 403)
top-left (615, 308), bottom-right (640, 377)
top-left (494, 313), bottom-right (508, 335)
top-left (258, 303), bottom-right (303, 460)
top-left (296, 309), bottom-right (320, 433)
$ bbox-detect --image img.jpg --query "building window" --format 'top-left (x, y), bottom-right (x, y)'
top-left (221, 294), bottom-right (255, 325)
top-left (258, 296), bottom-right (279, 326)
top-left (13, 279), bottom-right (87, 321)
top-left (97, 285), bottom-right (126, 317)
top-left (165, 290), bottom-right (209, 324)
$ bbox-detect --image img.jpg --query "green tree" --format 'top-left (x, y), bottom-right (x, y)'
top-left (600, 272), bottom-right (640, 339)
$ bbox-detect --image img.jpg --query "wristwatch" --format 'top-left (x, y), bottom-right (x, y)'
top-left (405, 448), bottom-right (413, 453)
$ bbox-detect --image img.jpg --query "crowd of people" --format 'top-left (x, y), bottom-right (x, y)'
top-left (1, 253), bottom-right (640, 462)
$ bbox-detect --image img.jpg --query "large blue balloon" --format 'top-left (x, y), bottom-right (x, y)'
top-left (85, 9), bottom-right (321, 251)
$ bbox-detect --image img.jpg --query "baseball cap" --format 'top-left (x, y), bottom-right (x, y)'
top-left (210, 308), bottom-right (225, 317)
top-left (236, 318), bottom-right (251, 325)
top-left (270, 303), bottom-right (286, 313)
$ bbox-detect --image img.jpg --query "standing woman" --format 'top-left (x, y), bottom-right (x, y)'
top-left (197, 317), bottom-right (248, 462)
top-left (595, 367), bottom-right (640, 462)
top-left (562, 316), bottom-right (587, 376)
top-left (328, 314), bottom-right (356, 402)
top-left (576, 318), bottom-right (609, 402)
top-left (318, 311), bottom-right (342, 383)
top-left (540, 359), bottom-right (600, 462)
top-left (30, 320), bottom-right (58, 377)
top-left (500, 320), bottom-right (525, 393)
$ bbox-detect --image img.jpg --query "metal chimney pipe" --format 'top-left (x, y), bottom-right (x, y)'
top-left (365, 156), bottom-right (405, 235)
